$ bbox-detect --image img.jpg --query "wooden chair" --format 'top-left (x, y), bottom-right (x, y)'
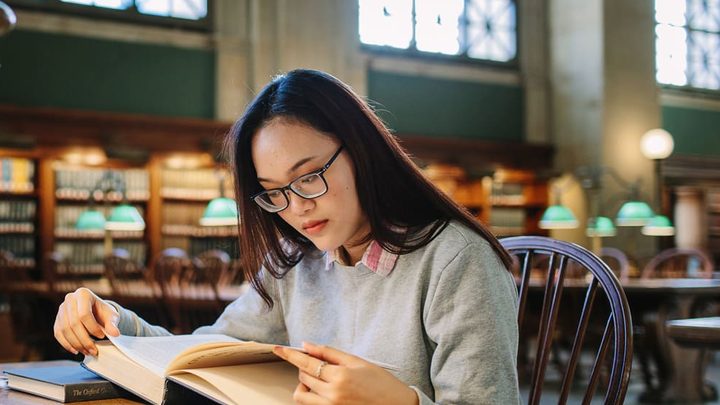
top-left (149, 248), bottom-right (192, 333)
top-left (642, 248), bottom-right (715, 279)
top-left (168, 249), bottom-right (231, 333)
top-left (44, 251), bottom-right (82, 295)
top-left (501, 236), bottom-right (633, 405)
top-left (599, 247), bottom-right (631, 282)
top-left (103, 248), bottom-right (150, 298)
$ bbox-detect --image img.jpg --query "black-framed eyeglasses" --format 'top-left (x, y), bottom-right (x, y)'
top-left (251, 146), bottom-right (344, 213)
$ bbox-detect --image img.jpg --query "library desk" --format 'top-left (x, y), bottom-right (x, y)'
top-left (666, 316), bottom-right (720, 350)
top-left (0, 360), bottom-right (141, 404)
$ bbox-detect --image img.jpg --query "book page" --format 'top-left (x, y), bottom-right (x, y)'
top-left (166, 341), bottom-right (280, 372)
top-left (169, 362), bottom-right (297, 405)
top-left (107, 334), bottom-right (239, 376)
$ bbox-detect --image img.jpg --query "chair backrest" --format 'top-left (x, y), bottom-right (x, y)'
top-left (103, 248), bottom-right (150, 297)
top-left (188, 249), bottom-right (231, 291)
top-left (641, 247), bottom-right (715, 279)
top-left (501, 236), bottom-right (633, 405)
top-left (599, 247), bottom-right (631, 281)
top-left (44, 251), bottom-right (81, 294)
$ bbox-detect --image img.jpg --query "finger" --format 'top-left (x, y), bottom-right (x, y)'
top-left (60, 308), bottom-right (86, 355)
top-left (273, 346), bottom-right (329, 378)
top-left (293, 382), bottom-right (327, 405)
top-left (298, 371), bottom-right (332, 397)
top-left (302, 342), bottom-right (362, 366)
top-left (53, 306), bottom-right (78, 355)
top-left (76, 294), bottom-right (106, 339)
top-left (66, 295), bottom-right (99, 356)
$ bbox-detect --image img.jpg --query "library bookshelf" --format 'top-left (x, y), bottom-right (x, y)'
top-left (0, 105), bottom-right (553, 276)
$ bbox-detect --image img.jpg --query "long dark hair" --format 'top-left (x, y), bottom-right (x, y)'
top-left (226, 69), bottom-right (512, 307)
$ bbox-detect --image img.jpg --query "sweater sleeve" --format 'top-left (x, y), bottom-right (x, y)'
top-left (108, 271), bottom-right (288, 343)
top-left (107, 300), bottom-right (172, 337)
top-left (193, 272), bottom-right (289, 344)
top-left (423, 242), bottom-right (520, 404)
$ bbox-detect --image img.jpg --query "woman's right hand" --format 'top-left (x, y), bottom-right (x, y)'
top-left (53, 287), bottom-right (121, 356)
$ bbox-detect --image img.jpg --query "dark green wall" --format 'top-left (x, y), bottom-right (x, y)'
top-left (663, 105), bottom-right (720, 156)
top-left (367, 70), bottom-right (524, 141)
top-left (0, 29), bottom-right (215, 118)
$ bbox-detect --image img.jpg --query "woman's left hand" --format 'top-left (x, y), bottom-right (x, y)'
top-left (273, 342), bottom-right (418, 405)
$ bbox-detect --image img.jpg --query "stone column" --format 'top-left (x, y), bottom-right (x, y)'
top-left (673, 187), bottom-right (706, 249)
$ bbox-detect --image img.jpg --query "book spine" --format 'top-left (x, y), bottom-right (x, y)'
top-left (64, 382), bottom-right (122, 402)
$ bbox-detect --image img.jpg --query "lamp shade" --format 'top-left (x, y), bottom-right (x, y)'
top-left (105, 204), bottom-right (146, 231)
top-left (615, 201), bottom-right (654, 226)
top-left (200, 197), bottom-right (238, 226)
top-left (75, 209), bottom-right (106, 231)
top-left (641, 129), bottom-right (674, 160)
top-left (586, 216), bottom-right (617, 237)
top-left (641, 214), bottom-right (675, 236)
top-left (539, 205), bottom-right (579, 229)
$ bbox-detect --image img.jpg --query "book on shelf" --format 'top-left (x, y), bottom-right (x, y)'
top-left (82, 333), bottom-right (297, 405)
top-left (3, 362), bottom-right (122, 403)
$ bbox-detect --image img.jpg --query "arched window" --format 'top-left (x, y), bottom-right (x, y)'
top-left (359, 0), bottom-right (517, 64)
top-left (656, 0), bottom-right (720, 91)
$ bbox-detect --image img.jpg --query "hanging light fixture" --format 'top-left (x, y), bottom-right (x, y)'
top-left (586, 216), bottom-right (617, 237)
top-left (75, 170), bottom-right (145, 255)
top-left (200, 168), bottom-right (238, 226)
top-left (539, 179), bottom-right (578, 230)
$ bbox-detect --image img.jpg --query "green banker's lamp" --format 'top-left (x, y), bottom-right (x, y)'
top-left (75, 170), bottom-right (145, 255)
top-left (200, 169), bottom-right (238, 227)
top-left (539, 178), bottom-right (579, 230)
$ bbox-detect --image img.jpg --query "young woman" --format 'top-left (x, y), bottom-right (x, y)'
top-left (54, 69), bottom-right (520, 404)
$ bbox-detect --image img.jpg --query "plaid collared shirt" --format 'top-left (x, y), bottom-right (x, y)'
top-left (324, 240), bottom-right (399, 277)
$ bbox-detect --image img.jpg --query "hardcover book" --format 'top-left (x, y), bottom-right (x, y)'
top-left (82, 333), bottom-right (297, 405)
top-left (3, 362), bottom-right (122, 403)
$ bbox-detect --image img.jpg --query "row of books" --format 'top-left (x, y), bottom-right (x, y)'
top-left (489, 207), bottom-right (527, 236)
top-left (55, 241), bottom-right (146, 271)
top-left (162, 224), bottom-right (237, 237)
top-left (0, 235), bottom-right (35, 261)
top-left (489, 182), bottom-right (526, 205)
top-left (0, 157), bottom-right (35, 193)
top-left (188, 236), bottom-right (240, 258)
top-left (161, 168), bottom-right (234, 200)
top-left (55, 205), bottom-right (145, 230)
top-left (0, 200), bottom-right (37, 221)
top-left (55, 168), bottom-right (150, 201)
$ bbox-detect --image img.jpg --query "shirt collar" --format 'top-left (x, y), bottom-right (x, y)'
top-left (324, 240), bottom-right (399, 277)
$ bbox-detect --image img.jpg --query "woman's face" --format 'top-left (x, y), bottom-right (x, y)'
top-left (251, 118), bottom-right (369, 254)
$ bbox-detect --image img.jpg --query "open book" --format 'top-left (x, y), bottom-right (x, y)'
top-left (82, 334), bottom-right (298, 405)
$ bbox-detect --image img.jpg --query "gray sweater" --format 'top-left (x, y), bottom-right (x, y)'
top-left (114, 221), bottom-right (520, 404)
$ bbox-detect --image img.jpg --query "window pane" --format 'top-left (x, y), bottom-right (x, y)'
top-left (136, 0), bottom-right (170, 17)
top-left (466, 0), bottom-right (516, 62)
top-left (687, 0), bottom-right (720, 32)
top-left (359, 0), bottom-right (413, 49)
top-left (62, 0), bottom-right (133, 9)
top-left (655, 0), bottom-right (687, 26)
top-left (170, 0), bottom-right (207, 19)
top-left (656, 23), bottom-right (688, 85)
top-left (415, 0), bottom-right (463, 55)
top-left (688, 31), bottom-right (720, 89)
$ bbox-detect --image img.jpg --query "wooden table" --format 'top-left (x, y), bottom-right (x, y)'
top-left (666, 316), bottom-right (720, 350)
top-left (624, 279), bottom-right (720, 403)
top-left (0, 361), bottom-right (141, 404)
